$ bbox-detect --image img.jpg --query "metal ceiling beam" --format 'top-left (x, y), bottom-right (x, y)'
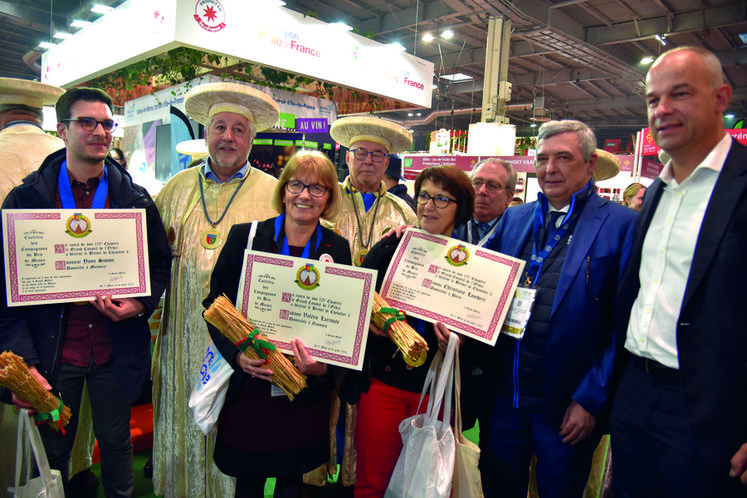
top-left (586, 4), bottom-right (744, 45)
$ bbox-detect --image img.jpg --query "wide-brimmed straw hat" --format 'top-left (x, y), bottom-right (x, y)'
top-left (176, 139), bottom-right (209, 159)
top-left (330, 116), bottom-right (412, 153)
top-left (593, 149), bottom-right (620, 181)
top-left (184, 82), bottom-right (278, 131)
top-left (0, 78), bottom-right (64, 108)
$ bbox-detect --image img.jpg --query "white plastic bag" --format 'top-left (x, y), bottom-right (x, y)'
top-left (188, 340), bottom-right (233, 435)
top-left (385, 334), bottom-right (458, 498)
top-left (189, 220), bottom-right (258, 435)
top-left (451, 341), bottom-right (483, 498)
top-left (7, 409), bottom-right (64, 498)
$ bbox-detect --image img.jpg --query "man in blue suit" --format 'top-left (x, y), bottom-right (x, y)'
top-left (611, 46), bottom-right (747, 497)
top-left (481, 119), bottom-right (636, 497)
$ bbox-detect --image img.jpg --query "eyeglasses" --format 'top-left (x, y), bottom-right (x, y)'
top-left (417, 192), bottom-right (457, 209)
top-left (350, 148), bottom-right (388, 162)
top-left (285, 180), bottom-right (330, 198)
top-left (472, 180), bottom-right (507, 193)
top-left (63, 117), bottom-right (118, 133)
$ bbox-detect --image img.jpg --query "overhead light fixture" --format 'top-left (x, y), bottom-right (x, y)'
top-left (725, 113), bottom-right (735, 119)
top-left (331, 22), bottom-right (352, 31)
top-left (422, 33), bottom-right (434, 43)
top-left (440, 73), bottom-right (473, 82)
top-left (53, 31), bottom-right (72, 40)
top-left (408, 112), bottom-right (414, 117)
top-left (655, 34), bottom-right (667, 46)
top-left (416, 112), bottom-right (422, 116)
top-left (38, 41), bottom-right (56, 49)
top-left (530, 123), bottom-right (538, 128)
top-left (441, 29), bottom-right (454, 39)
top-left (640, 56), bottom-right (655, 65)
top-left (387, 42), bottom-right (406, 52)
top-left (71, 20), bottom-right (92, 28)
top-left (739, 33), bottom-right (747, 44)
top-left (90, 4), bottom-right (114, 14)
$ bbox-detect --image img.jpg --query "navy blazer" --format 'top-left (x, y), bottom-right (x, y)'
top-left (617, 139), bottom-right (747, 476)
top-left (485, 192), bottom-right (636, 428)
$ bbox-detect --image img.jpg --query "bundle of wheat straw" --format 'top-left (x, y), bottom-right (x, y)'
top-left (371, 292), bottom-right (428, 363)
top-left (204, 295), bottom-right (307, 400)
top-left (0, 351), bottom-right (71, 430)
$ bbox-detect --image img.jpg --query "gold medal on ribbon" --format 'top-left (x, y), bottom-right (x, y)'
top-left (403, 350), bottom-right (427, 367)
top-left (354, 248), bottom-right (368, 266)
top-left (201, 227), bottom-right (222, 250)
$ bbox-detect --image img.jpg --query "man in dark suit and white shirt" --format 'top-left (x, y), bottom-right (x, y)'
top-left (611, 46), bottom-right (747, 497)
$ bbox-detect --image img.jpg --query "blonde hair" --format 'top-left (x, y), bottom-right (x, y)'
top-left (623, 183), bottom-right (645, 206)
top-left (272, 150), bottom-right (341, 219)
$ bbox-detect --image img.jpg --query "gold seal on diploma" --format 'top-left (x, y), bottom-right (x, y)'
top-left (201, 227), bottom-right (222, 250)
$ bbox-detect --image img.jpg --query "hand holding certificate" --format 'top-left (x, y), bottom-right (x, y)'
top-left (379, 228), bottom-right (525, 345)
top-left (2, 209), bottom-right (150, 306)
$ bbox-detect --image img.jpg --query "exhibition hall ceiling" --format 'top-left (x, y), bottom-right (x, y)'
top-left (2, 0), bottom-right (746, 140)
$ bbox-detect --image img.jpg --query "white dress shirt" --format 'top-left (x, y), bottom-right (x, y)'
top-left (624, 134), bottom-right (732, 368)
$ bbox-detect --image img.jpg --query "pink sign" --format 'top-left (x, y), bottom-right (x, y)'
top-left (617, 155), bottom-right (634, 173)
top-left (641, 128), bottom-right (747, 156)
top-left (640, 157), bottom-right (664, 179)
top-left (402, 155), bottom-right (538, 180)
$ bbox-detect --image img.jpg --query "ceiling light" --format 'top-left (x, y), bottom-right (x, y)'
top-left (440, 73), bottom-right (473, 82)
top-left (725, 113), bottom-right (735, 119)
top-left (441, 29), bottom-right (454, 39)
top-left (422, 33), bottom-right (434, 42)
top-left (331, 22), bottom-right (352, 31)
top-left (530, 123), bottom-right (538, 128)
top-left (739, 33), bottom-right (747, 44)
top-left (387, 42), bottom-right (405, 52)
top-left (655, 34), bottom-right (667, 46)
top-left (640, 56), bottom-right (655, 65)
top-left (90, 4), bottom-right (114, 14)
top-left (53, 31), bottom-right (72, 40)
top-left (416, 112), bottom-right (422, 116)
top-left (71, 20), bottom-right (92, 28)
top-left (408, 112), bottom-right (414, 117)
top-left (38, 41), bottom-right (57, 49)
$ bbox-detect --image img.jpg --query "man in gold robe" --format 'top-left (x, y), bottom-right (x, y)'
top-left (152, 82), bottom-right (280, 498)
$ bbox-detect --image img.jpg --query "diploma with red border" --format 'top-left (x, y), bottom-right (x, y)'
top-left (3, 209), bottom-right (150, 306)
top-left (380, 228), bottom-right (524, 346)
top-left (236, 250), bottom-right (376, 371)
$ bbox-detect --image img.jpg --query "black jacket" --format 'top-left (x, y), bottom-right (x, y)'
top-left (203, 217), bottom-right (352, 404)
top-left (0, 148), bottom-right (171, 404)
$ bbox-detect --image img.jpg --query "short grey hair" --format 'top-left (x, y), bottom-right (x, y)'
top-left (537, 120), bottom-right (597, 162)
top-left (471, 158), bottom-right (517, 193)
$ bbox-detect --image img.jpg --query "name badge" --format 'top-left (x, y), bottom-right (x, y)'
top-left (500, 287), bottom-right (537, 339)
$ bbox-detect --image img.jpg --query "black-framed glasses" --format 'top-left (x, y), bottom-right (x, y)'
top-left (472, 180), bottom-right (507, 193)
top-left (350, 148), bottom-right (388, 162)
top-left (285, 180), bottom-right (330, 198)
top-left (417, 192), bottom-right (457, 209)
top-left (63, 117), bottom-right (118, 133)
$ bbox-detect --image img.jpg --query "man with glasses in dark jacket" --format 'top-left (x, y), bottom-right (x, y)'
top-left (0, 87), bottom-right (171, 497)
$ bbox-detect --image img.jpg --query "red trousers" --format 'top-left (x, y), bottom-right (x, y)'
top-left (354, 378), bottom-right (430, 498)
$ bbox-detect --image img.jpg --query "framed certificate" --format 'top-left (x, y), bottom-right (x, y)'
top-left (236, 250), bottom-right (377, 370)
top-left (3, 209), bottom-right (150, 306)
top-left (380, 228), bottom-right (524, 345)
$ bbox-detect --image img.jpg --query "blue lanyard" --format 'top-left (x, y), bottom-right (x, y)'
top-left (274, 214), bottom-right (322, 258)
top-left (524, 181), bottom-right (592, 286)
top-left (58, 161), bottom-right (108, 209)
